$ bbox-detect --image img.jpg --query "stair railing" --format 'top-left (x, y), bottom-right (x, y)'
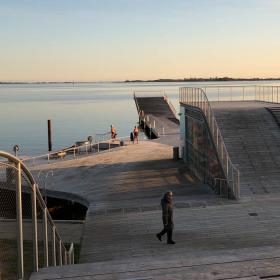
top-left (0, 151), bottom-right (75, 279)
top-left (179, 87), bottom-right (240, 199)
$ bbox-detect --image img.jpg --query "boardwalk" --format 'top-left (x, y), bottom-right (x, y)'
top-left (134, 96), bottom-right (180, 144)
top-left (31, 139), bottom-right (280, 280)
top-left (30, 100), bottom-right (280, 280)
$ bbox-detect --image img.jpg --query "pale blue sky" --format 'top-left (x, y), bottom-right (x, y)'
top-left (0, 0), bottom-right (279, 81)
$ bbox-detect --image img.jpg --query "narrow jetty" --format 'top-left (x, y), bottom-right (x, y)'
top-left (134, 94), bottom-right (180, 144)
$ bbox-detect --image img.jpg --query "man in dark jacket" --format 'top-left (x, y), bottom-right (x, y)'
top-left (156, 191), bottom-right (176, 244)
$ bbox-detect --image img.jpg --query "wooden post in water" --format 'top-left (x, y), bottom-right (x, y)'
top-left (48, 120), bottom-right (52, 152)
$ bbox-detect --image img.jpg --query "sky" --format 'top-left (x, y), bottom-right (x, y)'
top-left (0, 0), bottom-right (279, 82)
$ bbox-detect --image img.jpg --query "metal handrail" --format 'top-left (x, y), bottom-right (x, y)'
top-left (21, 136), bottom-right (129, 167)
top-left (202, 85), bottom-right (280, 103)
top-left (179, 87), bottom-right (240, 199)
top-left (134, 92), bottom-right (167, 138)
top-left (138, 109), bottom-right (165, 138)
top-left (163, 93), bottom-right (178, 119)
top-left (0, 151), bottom-right (75, 279)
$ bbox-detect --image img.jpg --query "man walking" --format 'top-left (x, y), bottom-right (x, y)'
top-left (156, 191), bottom-right (176, 244)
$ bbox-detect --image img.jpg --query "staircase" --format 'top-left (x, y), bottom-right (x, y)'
top-left (266, 106), bottom-right (280, 126)
top-left (211, 101), bottom-right (280, 196)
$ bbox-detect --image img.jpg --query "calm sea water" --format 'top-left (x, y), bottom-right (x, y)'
top-left (0, 81), bottom-right (279, 156)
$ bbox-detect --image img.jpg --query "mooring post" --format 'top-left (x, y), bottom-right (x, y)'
top-left (48, 120), bottom-right (52, 152)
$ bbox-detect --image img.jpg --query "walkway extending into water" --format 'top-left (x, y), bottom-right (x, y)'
top-left (134, 96), bottom-right (180, 145)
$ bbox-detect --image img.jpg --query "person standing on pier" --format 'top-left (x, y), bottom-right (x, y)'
top-left (133, 126), bottom-right (139, 144)
top-left (156, 191), bottom-right (176, 244)
top-left (111, 125), bottom-right (117, 140)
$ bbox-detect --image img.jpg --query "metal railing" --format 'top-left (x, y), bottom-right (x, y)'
top-left (163, 94), bottom-right (178, 119)
top-left (0, 151), bottom-right (74, 279)
top-left (202, 85), bottom-right (280, 103)
top-left (180, 87), bottom-right (240, 199)
top-left (21, 135), bottom-right (129, 168)
top-left (138, 110), bottom-right (165, 138)
top-left (134, 92), bottom-right (167, 138)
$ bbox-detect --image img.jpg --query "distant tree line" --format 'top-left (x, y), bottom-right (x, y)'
top-left (124, 77), bottom-right (280, 83)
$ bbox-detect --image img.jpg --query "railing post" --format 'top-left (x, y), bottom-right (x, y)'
top-left (64, 250), bottom-right (68, 265)
top-left (43, 208), bottom-right (49, 267)
top-left (52, 226), bottom-right (56, 266)
top-left (237, 170), bottom-right (240, 199)
top-left (254, 85), bottom-right (257, 100)
top-left (221, 143), bottom-right (224, 162)
top-left (32, 184), bottom-right (39, 272)
top-left (216, 123), bottom-right (219, 149)
top-left (231, 166), bottom-right (234, 198)
top-left (73, 147), bottom-right (76, 158)
top-left (59, 240), bottom-right (62, 266)
top-left (226, 155), bottom-right (229, 177)
top-left (16, 162), bottom-right (24, 280)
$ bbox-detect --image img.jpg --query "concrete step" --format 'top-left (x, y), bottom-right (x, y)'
top-left (211, 101), bottom-right (280, 196)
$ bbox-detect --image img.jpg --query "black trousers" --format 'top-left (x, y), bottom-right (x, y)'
top-left (159, 226), bottom-right (173, 241)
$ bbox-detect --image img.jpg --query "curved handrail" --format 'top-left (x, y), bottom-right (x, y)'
top-left (0, 150), bottom-right (36, 185)
top-left (179, 87), bottom-right (240, 199)
top-left (0, 151), bottom-right (75, 278)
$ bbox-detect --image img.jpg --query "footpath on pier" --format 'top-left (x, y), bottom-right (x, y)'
top-left (31, 136), bottom-right (280, 280)
top-left (30, 97), bottom-right (280, 280)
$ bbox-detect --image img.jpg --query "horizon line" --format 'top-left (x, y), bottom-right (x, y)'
top-left (1, 76), bottom-right (280, 84)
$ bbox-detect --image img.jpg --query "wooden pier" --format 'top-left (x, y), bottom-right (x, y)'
top-left (134, 95), bottom-right (179, 141)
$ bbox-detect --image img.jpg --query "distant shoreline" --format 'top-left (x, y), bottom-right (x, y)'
top-left (1, 77), bottom-right (280, 84)
top-left (123, 77), bottom-right (280, 83)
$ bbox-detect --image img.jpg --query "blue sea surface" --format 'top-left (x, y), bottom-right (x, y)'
top-left (0, 81), bottom-right (279, 156)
